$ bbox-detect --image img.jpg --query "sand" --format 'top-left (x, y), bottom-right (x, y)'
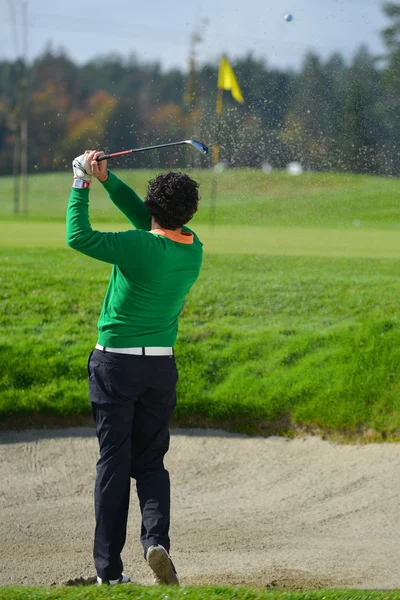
top-left (1, 427), bottom-right (399, 590)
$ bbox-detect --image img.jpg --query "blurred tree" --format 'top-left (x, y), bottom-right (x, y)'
top-left (379, 2), bottom-right (400, 173)
top-left (339, 46), bottom-right (383, 174)
top-left (382, 2), bottom-right (400, 53)
top-left (0, 60), bottom-right (23, 174)
top-left (28, 48), bottom-right (80, 171)
top-left (0, 41), bottom-right (397, 176)
top-left (57, 90), bottom-right (118, 165)
top-left (282, 52), bottom-right (343, 171)
top-left (235, 53), bottom-right (292, 130)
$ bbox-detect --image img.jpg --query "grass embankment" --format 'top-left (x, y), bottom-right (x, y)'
top-left (1, 249), bottom-right (400, 438)
top-left (0, 587), bottom-right (398, 600)
top-left (0, 170), bottom-right (400, 437)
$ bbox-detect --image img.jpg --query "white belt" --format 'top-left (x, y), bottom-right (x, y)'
top-left (95, 343), bottom-right (173, 356)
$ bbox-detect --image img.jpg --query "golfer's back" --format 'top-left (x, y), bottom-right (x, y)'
top-left (66, 169), bottom-right (203, 349)
top-left (97, 226), bottom-right (203, 348)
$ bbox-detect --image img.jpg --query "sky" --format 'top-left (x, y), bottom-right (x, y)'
top-left (1, 0), bottom-right (390, 72)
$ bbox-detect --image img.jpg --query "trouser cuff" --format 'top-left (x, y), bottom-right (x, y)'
top-left (142, 537), bottom-right (170, 559)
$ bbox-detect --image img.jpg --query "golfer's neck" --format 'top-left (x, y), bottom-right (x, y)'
top-left (151, 218), bottom-right (182, 234)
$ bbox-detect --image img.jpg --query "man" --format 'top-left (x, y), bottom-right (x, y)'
top-left (66, 150), bottom-right (203, 586)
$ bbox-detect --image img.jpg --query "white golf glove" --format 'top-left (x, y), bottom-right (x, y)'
top-left (72, 152), bottom-right (92, 184)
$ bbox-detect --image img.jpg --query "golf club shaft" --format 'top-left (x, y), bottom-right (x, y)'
top-left (97, 141), bottom-right (189, 162)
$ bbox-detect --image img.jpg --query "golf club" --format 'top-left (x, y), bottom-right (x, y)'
top-left (96, 139), bottom-right (208, 162)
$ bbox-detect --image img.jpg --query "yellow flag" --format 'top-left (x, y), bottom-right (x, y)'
top-left (217, 57), bottom-right (244, 104)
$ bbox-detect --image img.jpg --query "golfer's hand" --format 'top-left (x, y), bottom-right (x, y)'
top-left (88, 151), bottom-right (109, 183)
top-left (72, 151), bottom-right (92, 183)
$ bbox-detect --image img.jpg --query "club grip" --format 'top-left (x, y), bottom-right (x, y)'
top-left (96, 154), bottom-right (110, 162)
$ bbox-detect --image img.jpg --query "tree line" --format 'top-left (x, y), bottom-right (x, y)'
top-left (2, 2), bottom-right (400, 176)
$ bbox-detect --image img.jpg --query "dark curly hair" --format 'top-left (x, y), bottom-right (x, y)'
top-left (144, 172), bottom-right (200, 229)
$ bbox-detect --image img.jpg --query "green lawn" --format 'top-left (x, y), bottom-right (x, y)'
top-left (1, 169), bottom-right (400, 229)
top-left (1, 221), bottom-right (400, 259)
top-left (1, 248), bottom-right (400, 438)
top-left (0, 586), bottom-right (397, 600)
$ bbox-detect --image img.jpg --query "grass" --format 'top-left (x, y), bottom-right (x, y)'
top-left (1, 221), bottom-right (400, 259)
top-left (0, 586), bottom-right (398, 600)
top-left (1, 248), bottom-right (400, 438)
top-left (1, 169), bottom-right (400, 229)
top-left (1, 169), bottom-right (400, 437)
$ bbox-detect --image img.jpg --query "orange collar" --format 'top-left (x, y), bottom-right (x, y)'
top-left (150, 228), bottom-right (194, 245)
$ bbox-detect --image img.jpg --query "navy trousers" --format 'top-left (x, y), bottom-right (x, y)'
top-left (88, 348), bottom-right (178, 581)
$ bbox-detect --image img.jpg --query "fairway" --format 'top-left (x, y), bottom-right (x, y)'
top-left (2, 170), bottom-right (400, 229)
top-left (1, 220), bottom-right (400, 258)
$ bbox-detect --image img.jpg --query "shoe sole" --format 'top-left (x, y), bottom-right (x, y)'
top-left (96, 575), bottom-right (131, 586)
top-left (147, 547), bottom-right (179, 586)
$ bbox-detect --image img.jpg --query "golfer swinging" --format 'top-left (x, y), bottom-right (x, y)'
top-left (66, 150), bottom-right (203, 585)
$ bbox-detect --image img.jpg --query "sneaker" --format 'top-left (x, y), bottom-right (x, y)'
top-left (96, 573), bottom-right (131, 585)
top-left (146, 545), bottom-right (180, 586)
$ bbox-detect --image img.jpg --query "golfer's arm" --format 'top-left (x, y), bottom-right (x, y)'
top-left (101, 171), bottom-right (152, 231)
top-left (66, 187), bottom-right (140, 265)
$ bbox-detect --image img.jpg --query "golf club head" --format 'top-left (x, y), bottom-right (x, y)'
top-left (186, 140), bottom-right (209, 155)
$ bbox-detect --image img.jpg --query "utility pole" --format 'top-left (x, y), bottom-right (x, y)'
top-left (8, 0), bottom-right (21, 215)
top-left (7, 0), bottom-right (29, 216)
top-left (20, 1), bottom-right (29, 215)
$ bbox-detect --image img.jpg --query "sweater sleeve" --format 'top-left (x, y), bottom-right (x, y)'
top-left (101, 171), bottom-right (152, 231)
top-left (66, 186), bottom-right (146, 266)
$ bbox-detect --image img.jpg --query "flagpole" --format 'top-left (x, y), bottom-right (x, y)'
top-left (210, 87), bottom-right (223, 228)
top-left (210, 56), bottom-right (243, 228)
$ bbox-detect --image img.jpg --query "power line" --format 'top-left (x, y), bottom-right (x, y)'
top-left (21, 0), bottom-right (28, 59)
top-left (29, 19), bottom-right (189, 49)
top-left (7, 0), bottom-right (21, 58)
top-left (30, 11), bottom-right (189, 39)
top-left (26, 10), bottom-right (306, 61)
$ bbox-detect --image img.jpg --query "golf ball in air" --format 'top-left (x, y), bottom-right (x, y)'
top-left (284, 13), bottom-right (293, 22)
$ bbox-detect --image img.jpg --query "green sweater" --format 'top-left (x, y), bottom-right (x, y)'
top-left (66, 171), bottom-right (203, 347)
